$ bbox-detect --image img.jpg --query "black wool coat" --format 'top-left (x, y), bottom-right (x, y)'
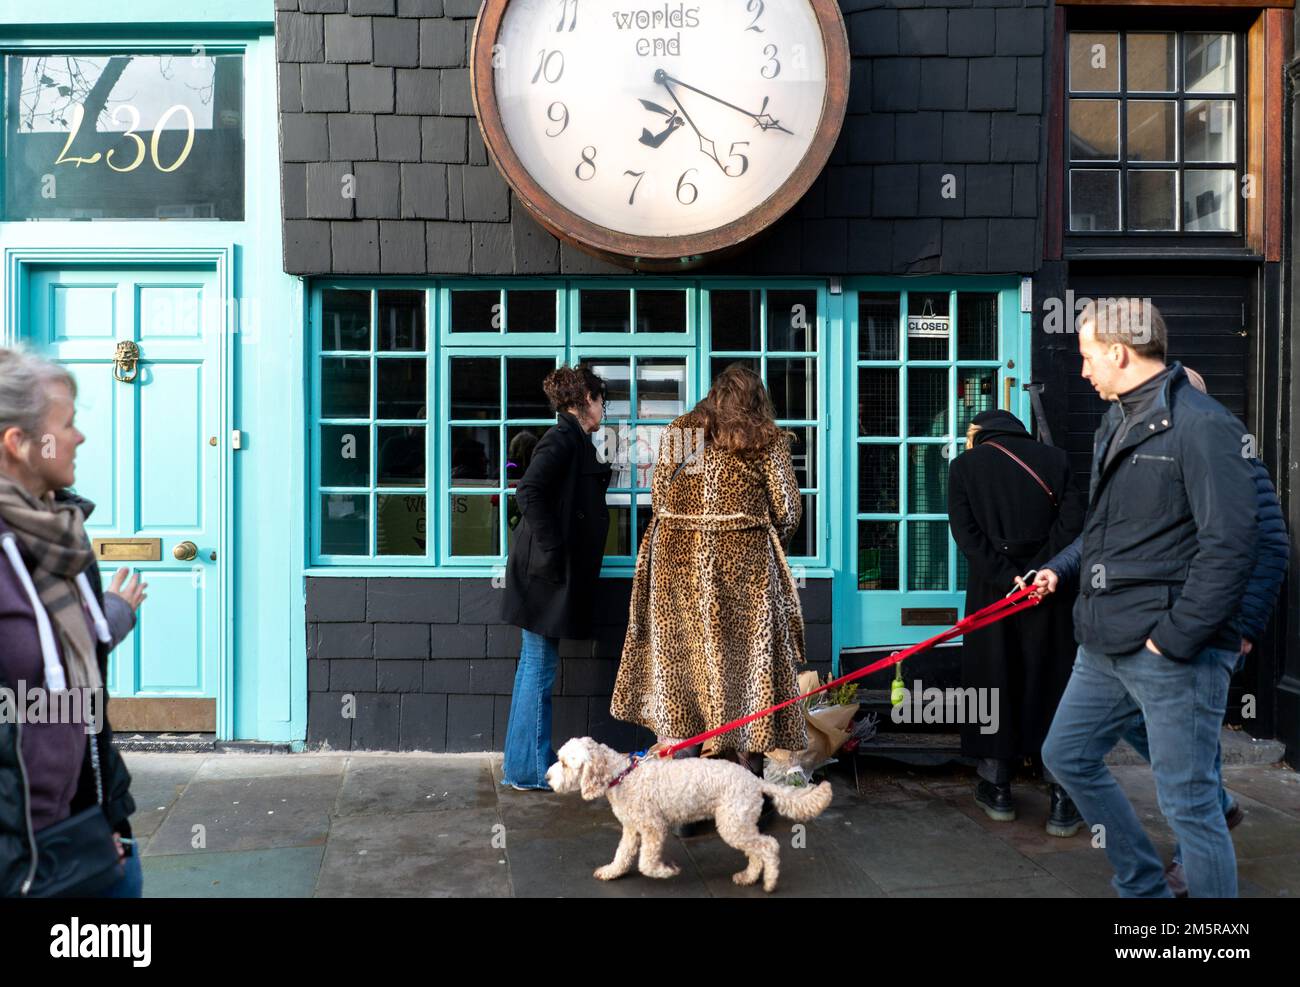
top-left (947, 420), bottom-right (1085, 763)
top-left (501, 412), bottom-right (612, 640)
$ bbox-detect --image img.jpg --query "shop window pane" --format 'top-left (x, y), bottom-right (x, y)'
top-left (506, 426), bottom-right (549, 484)
top-left (450, 290), bottom-right (500, 333)
top-left (377, 290), bottom-right (425, 351)
top-left (321, 358), bottom-right (370, 418)
top-left (1184, 99), bottom-right (1235, 163)
top-left (858, 444), bottom-right (900, 514)
top-left (376, 494), bottom-right (426, 556)
top-left (450, 426), bottom-right (499, 484)
top-left (858, 521), bottom-right (899, 591)
top-left (1183, 170), bottom-right (1236, 232)
top-left (859, 294), bottom-right (900, 361)
top-left (449, 494), bottom-right (500, 556)
top-left (586, 358), bottom-right (631, 418)
top-left (908, 444), bottom-right (949, 514)
top-left (907, 520), bottom-right (948, 591)
top-left (637, 359), bottom-right (688, 419)
top-left (321, 494), bottom-right (368, 555)
top-left (711, 357), bottom-right (760, 385)
top-left (710, 290), bottom-right (761, 350)
top-left (581, 290), bottom-right (630, 332)
top-left (1127, 33), bottom-right (1176, 92)
top-left (321, 290), bottom-right (371, 351)
top-left (788, 427), bottom-right (816, 489)
top-left (1128, 170), bottom-right (1177, 231)
top-left (768, 359), bottom-right (815, 420)
top-left (1070, 100), bottom-right (1119, 160)
top-left (907, 368), bottom-right (948, 438)
top-left (376, 358), bottom-right (426, 419)
top-left (1127, 100), bottom-right (1176, 162)
top-left (956, 293), bottom-right (998, 361)
top-left (506, 358), bottom-right (555, 420)
top-left (605, 505), bottom-right (631, 556)
top-left (788, 496), bottom-right (816, 557)
top-left (1069, 169), bottom-right (1119, 231)
top-left (957, 367), bottom-right (997, 437)
top-left (768, 290), bottom-right (817, 351)
top-left (320, 424), bottom-right (369, 488)
top-left (506, 290), bottom-right (556, 333)
top-left (1185, 33), bottom-right (1234, 94)
top-left (632, 425), bottom-right (666, 489)
top-left (907, 292), bottom-right (949, 361)
top-left (637, 290), bottom-right (687, 333)
top-left (859, 369), bottom-right (899, 436)
top-left (1069, 32), bottom-right (1119, 92)
top-left (450, 357), bottom-right (498, 420)
top-left (376, 425), bottom-right (425, 486)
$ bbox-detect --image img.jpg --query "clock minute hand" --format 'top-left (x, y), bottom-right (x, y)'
top-left (654, 70), bottom-right (725, 171)
top-left (657, 71), bottom-right (794, 135)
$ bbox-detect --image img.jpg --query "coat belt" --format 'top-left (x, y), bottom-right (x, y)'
top-left (654, 511), bottom-right (770, 532)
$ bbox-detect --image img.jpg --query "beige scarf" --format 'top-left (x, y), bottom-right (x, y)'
top-left (0, 477), bottom-right (102, 691)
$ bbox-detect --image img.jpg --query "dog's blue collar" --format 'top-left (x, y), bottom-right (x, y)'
top-left (607, 749), bottom-right (648, 789)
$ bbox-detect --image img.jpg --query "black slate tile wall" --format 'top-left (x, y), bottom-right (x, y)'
top-left (276, 0), bottom-right (1048, 277)
top-left (305, 576), bottom-right (835, 751)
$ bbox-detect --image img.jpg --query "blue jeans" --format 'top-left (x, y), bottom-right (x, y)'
top-left (100, 846), bottom-right (143, 898)
top-left (1042, 643), bottom-right (1239, 898)
top-left (501, 630), bottom-right (560, 790)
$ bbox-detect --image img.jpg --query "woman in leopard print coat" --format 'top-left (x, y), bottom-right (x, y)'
top-left (611, 365), bottom-right (808, 755)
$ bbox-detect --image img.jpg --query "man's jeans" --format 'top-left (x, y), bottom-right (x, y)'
top-left (1042, 643), bottom-right (1239, 897)
top-left (501, 629), bottom-right (560, 790)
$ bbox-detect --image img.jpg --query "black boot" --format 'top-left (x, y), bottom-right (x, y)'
top-left (1046, 784), bottom-right (1083, 838)
top-left (975, 779), bottom-right (1016, 822)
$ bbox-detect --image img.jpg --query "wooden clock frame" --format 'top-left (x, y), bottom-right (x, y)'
top-left (469, 0), bottom-right (851, 271)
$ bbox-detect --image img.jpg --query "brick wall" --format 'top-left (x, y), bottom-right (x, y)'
top-left (305, 576), bottom-right (834, 751)
top-left (276, 0), bottom-right (1050, 277)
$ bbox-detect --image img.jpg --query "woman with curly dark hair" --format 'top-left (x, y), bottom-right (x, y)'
top-left (612, 363), bottom-right (807, 770)
top-left (500, 364), bottom-right (611, 790)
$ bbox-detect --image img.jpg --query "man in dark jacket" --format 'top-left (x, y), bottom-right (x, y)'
top-left (1035, 299), bottom-right (1257, 897)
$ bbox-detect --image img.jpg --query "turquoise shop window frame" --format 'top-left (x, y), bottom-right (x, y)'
top-left (568, 279), bottom-right (698, 345)
top-left (437, 279), bottom-right (567, 347)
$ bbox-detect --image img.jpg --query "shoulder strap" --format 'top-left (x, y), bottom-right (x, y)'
top-left (984, 441), bottom-right (1058, 507)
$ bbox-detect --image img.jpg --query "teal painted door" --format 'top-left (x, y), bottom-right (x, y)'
top-left (27, 266), bottom-right (221, 719)
top-left (839, 283), bottom-right (1027, 652)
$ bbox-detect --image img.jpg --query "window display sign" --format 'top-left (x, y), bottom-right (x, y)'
top-left (3, 52), bottom-right (244, 220)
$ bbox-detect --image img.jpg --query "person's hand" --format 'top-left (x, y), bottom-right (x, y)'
top-left (112, 832), bottom-right (125, 862)
top-left (107, 568), bottom-right (147, 612)
top-left (1240, 639), bottom-right (1253, 656)
top-left (1145, 638), bottom-right (1162, 656)
top-left (1031, 569), bottom-right (1059, 597)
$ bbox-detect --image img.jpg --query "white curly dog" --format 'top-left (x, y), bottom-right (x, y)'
top-left (545, 737), bottom-right (833, 892)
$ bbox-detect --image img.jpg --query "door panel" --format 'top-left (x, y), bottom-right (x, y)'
top-left (27, 266), bottom-right (220, 724)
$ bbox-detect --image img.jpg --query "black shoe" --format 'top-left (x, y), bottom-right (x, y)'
top-left (1225, 801), bottom-right (1246, 830)
top-left (975, 780), bottom-right (1016, 822)
top-left (1046, 784), bottom-right (1083, 838)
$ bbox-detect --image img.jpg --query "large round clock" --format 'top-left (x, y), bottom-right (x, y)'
top-left (470, 0), bottom-right (849, 270)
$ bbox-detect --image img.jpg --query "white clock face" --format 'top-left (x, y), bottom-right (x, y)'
top-left (494, 0), bottom-right (829, 238)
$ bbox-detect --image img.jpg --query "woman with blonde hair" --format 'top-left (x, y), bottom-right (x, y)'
top-left (612, 364), bottom-right (807, 770)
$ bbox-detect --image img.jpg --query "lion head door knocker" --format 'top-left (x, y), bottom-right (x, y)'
top-left (112, 340), bottom-right (141, 383)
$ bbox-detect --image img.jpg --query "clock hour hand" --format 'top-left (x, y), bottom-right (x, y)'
top-left (656, 70), bottom-right (794, 136)
top-left (653, 70), bottom-right (725, 171)
top-left (637, 99), bottom-right (686, 149)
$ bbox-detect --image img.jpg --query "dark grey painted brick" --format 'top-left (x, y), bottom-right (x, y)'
top-left (282, 163), bottom-right (308, 219)
top-left (284, 220), bottom-right (332, 272)
top-left (439, 68), bottom-right (473, 116)
top-left (558, 639), bottom-right (592, 659)
top-left (948, 8), bottom-right (995, 57)
top-left (486, 623), bottom-right (521, 657)
top-left (995, 8), bottom-right (1044, 57)
top-left (424, 659), bottom-right (470, 692)
top-left (943, 111), bottom-right (991, 162)
top-left (354, 161), bottom-right (401, 217)
top-left (472, 222), bottom-right (513, 274)
top-left (430, 623), bottom-right (486, 659)
top-left (965, 164), bottom-right (1014, 217)
top-left (1013, 162), bottom-right (1038, 217)
top-left (550, 696), bottom-right (587, 749)
top-left (324, 14), bottom-right (374, 64)
top-left (306, 577), bottom-right (367, 621)
top-left (421, 116), bottom-right (466, 162)
top-left (458, 580), bottom-right (502, 624)
top-left (799, 579), bottom-right (832, 624)
top-left (281, 112), bottom-right (329, 161)
top-left (306, 623), bottom-right (320, 660)
top-left (898, 9), bottom-right (947, 56)
top-left (802, 218), bottom-right (847, 273)
top-left (462, 165), bottom-right (509, 221)
top-left (374, 620), bottom-right (431, 658)
top-left (443, 0), bottom-right (478, 15)
top-left (308, 658), bottom-right (330, 692)
top-left (512, 208), bottom-right (560, 274)
top-left (301, 62), bottom-right (349, 112)
top-left (420, 18), bottom-right (465, 67)
top-left (397, 68), bottom-right (440, 116)
top-left (848, 60), bottom-right (872, 115)
top-left (331, 658), bottom-right (377, 691)
top-left (918, 57), bottom-right (967, 112)
top-left (377, 114), bottom-right (422, 160)
top-left (492, 696), bottom-right (511, 750)
top-left (277, 11), bottom-right (325, 62)
top-left (1017, 57), bottom-right (1043, 115)
top-left (400, 163), bottom-right (449, 219)
top-left (825, 166), bottom-right (871, 217)
top-left (307, 161), bottom-right (357, 219)
top-left (559, 241), bottom-right (624, 275)
top-left (895, 112), bottom-right (943, 161)
top-left (986, 217), bottom-right (1036, 272)
top-left (848, 218), bottom-right (894, 272)
top-left (278, 0), bottom-right (302, 10)
top-left (850, 9), bottom-right (897, 57)
top-left (379, 219), bottom-right (428, 272)
top-left (352, 693), bottom-right (400, 750)
top-left (302, 0), bottom-right (346, 10)
top-left (805, 623), bottom-right (832, 662)
top-left (308, 695), bottom-right (352, 749)
top-left (968, 57), bottom-right (1017, 111)
top-left (347, 65), bottom-right (396, 113)
top-left (466, 125), bottom-right (488, 167)
top-left (446, 694), bottom-right (494, 752)
top-left (328, 113), bottom-right (377, 159)
top-left (587, 698), bottom-right (651, 752)
top-left (427, 221), bottom-right (471, 273)
top-left (561, 658), bottom-right (615, 696)
top-left (893, 218), bottom-right (942, 273)
top-left (377, 658), bottom-right (423, 692)
top-left (873, 59), bottom-right (919, 112)
top-left (468, 659), bottom-right (518, 695)
top-left (350, 0), bottom-right (396, 13)
top-left (317, 621), bottom-right (373, 659)
top-left (367, 578), bottom-right (458, 622)
top-left (873, 164), bottom-right (919, 218)
top-left (991, 114), bottom-right (1040, 162)
top-left (331, 220), bottom-right (381, 272)
top-left (918, 163), bottom-right (964, 218)
top-left (848, 115), bottom-right (894, 163)
top-left (398, 0), bottom-right (441, 13)
top-left (278, 63), bottom-right (303, 113)
top-left (400, 693), bottom-right (447, 750)
top-left (445, 166), bottom-right (464, 221)
top-left (374, 17), bottom-right (421, 67)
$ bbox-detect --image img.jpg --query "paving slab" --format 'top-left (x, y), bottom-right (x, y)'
top-left (896, 873), bottom-right (1082, 898)
top-left (1221, 764), bottom-right (1300, 819)
top-left (336, 754), bottom-right (497, 816)
top-left (142, 846), bottom-right (324, 898)
top-left (121, 752), bottom-right (208, 842)
top-left (508, 828), bottom-right (712, 898)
